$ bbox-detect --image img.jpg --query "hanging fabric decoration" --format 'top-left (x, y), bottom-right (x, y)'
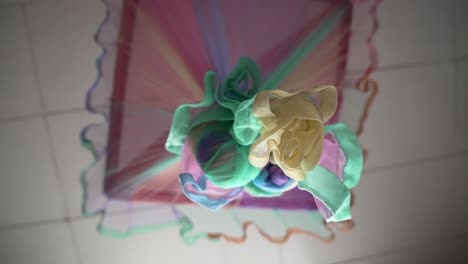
top-left (81, 0), bottom-right (381, 244)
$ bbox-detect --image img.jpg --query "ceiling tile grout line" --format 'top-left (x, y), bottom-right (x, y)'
top-left (0, 215), bottom-right (84, 232)
top-left (375, 59), bottom-right (455, 73)
top-left (46, 107), bottom-right (89, 116)
top-left (278, 243), bottom-right (285, 264)
top-left (66, 219), bottom-right (85, 264)
top-left (0, 0), bottom-right (60, 8)
top-left (0, 214), bottom-right (101, 232)
top-left (453, 60), bottom-right (459, 152)
top-left (452, 0), bottom-right (457, 59)
top-left (327, 232), bottom-right (468, 264)
top-left (1, 151), bottom-right (467, 230)
top-left (0, 217), bottom-right (66, 232)
top-left (21, 4), bottom-right (84, 263)
top-left (0, 3), bottom-right (22, 8)
top-left (451, 0), bottom-right (459, 155)
top-left (21, 2), bottom-right (70, 218)
top-left (454, 55), bottom-right (468, 62)
top-left (0, 112), bottom-right (43, 123)
top-left (0, 51), bottom-right (463, 122)
top-left (363, 150), bottom-right (468, 175)
top-left (346, 56), bottom-right (468, 75)
top-left (452, 0), bottom-right (462, 62)
top-left (0, 106), bottom-right (104, 124)
top-left (0, 58), bottom-right (457, 121)
top-left (451, 0), bottom-right (462, 157)
top-left (2, 216), bottom-right (467, 264)
top-left (0, 203), bottom-right (187, 233)
top-left (3, 5), bottom-right (463, 262)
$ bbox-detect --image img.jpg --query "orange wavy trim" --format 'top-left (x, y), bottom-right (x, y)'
top-left (328, 219), bottom-right (355, 233)
top-left (354, 73), bottom-right (379, 137)
top-left (362, 147), bottom-right (368, 162)
top-left (355, 73), bottom-right (378, 164)
top-left (207, 191), bottom-right (356, 244)
top-left (207, 220), bottom-right (335, 244)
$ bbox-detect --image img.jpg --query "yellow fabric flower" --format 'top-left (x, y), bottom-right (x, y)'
top-left (248, 86), bottom-right (337, 181)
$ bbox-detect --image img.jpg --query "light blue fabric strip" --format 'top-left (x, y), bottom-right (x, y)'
top-left (252, 169), bottom-right (296, 193)
top-left (179, 173), bottom-right (243, 211)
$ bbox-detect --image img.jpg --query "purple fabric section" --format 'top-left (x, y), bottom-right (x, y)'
top-left (318, 132), bottom-right (346, 180)
top-left (313, 131), bottom-right (347, 217)
top-left (268, 165), bottom-right (291, 186)
top-left (239, 188), bottom-right (318, 210)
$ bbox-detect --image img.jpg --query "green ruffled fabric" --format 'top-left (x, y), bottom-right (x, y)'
top-left (165, 57), bottom-right (263, 155)
top-left (165, 57), bottom-right (264, 189)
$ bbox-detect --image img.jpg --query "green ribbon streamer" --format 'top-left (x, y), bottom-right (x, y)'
top-left (298, 123), bottom-right (363, 222)
top-left (325, 123), bottom-right (363, 189)
top-left (299, 166), bottom-right (351, 222)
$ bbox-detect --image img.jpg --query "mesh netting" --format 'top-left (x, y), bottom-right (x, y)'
top-left (81, 0), bottom-right (380, 244)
